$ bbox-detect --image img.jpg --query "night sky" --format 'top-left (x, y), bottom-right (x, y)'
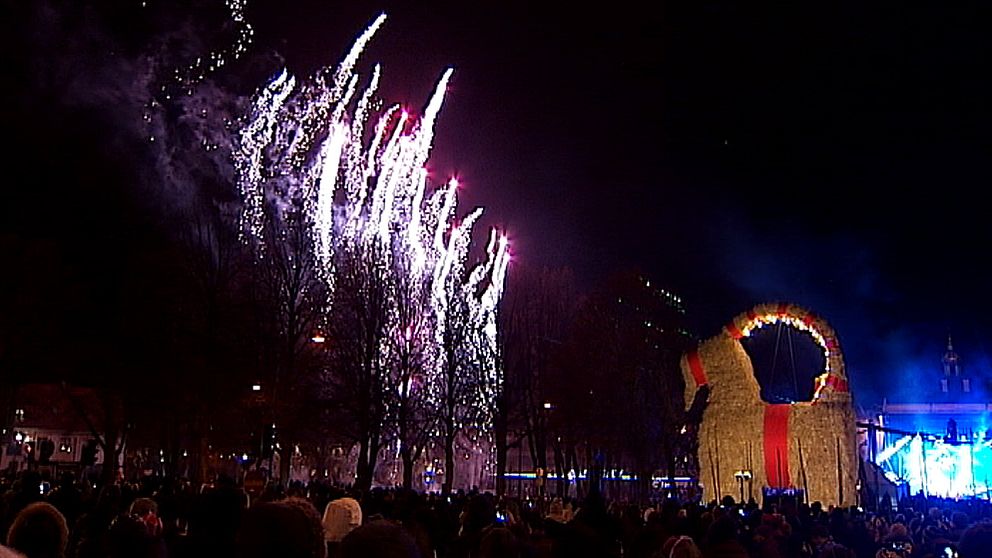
top-left (3, 0), bottom-right (992, 405)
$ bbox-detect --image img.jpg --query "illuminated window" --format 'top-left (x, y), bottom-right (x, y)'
top-left (941, 379), bottom-right (948, 393)
top-left (963, 379), bottom-right (971, 392)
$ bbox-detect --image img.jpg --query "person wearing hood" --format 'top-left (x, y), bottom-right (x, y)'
top-left (323, 497), bottom-right (362, 558)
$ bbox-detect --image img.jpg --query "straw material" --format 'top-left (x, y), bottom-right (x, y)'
top-left (681, 303), bottom-right (858, 506)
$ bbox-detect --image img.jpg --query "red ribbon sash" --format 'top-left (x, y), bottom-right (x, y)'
top-left (764, 405), bottom-right (792, 488)
top-left (823, 374), bottom-right (848, 393)
top-left (725, 321), bottom-right (744, 339)
top-left (686, 350), bottom-right (708, 386)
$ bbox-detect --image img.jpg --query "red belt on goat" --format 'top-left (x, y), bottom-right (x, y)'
top-left (764, 405), bottom-right (791, 488)
top-left (688, 349), bottom-right (793, 489)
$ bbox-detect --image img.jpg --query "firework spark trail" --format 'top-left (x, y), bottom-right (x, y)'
top-left (144, 0), bottom-right (255, 131)
top-left (236, 15), bottom-right (510, 436)
top-left (175, 0), bottom-right (254, 89)
top-left (235, 69), bottom-right (295, 242)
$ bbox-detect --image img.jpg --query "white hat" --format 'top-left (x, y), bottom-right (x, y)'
top-left (322, 497), bottom-right (362, 542)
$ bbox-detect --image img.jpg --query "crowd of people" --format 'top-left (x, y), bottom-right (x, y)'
top-left (2, 469), bottom-right (992, 557)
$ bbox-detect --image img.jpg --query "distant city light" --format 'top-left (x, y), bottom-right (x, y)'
top-left (311, 334), bottom-right (326, 343)
top-left (543, 402), bottom-right (552, 410)
top-left (252, 384), bottom-right (262, 391)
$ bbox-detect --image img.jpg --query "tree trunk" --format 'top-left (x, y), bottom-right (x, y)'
top-left (279, 445), bottom-right (293, 486)
top-left (189, 412), bottom-right (210, 490)
top-left (356, 434), bottom-right (378, 491)
top-left (665, 442), bottom-right (677, 500)
top-left (166, 420), bottom-right (182, 479)
top-left (495, 412), bottom-right (508, 497)
top-left (587, 444), bottom-right (602, 496)
top-left (99, 431), bottom-right (121, 485)
top-left (443, 429), bottom-right (456, 495)
top-left (356, 459), bottom-right (372, 491)
top-left (553, 440), bottom-right (566, 497)
top-left (534, 421), bottom-right (547, 501)
top-left (636, 467), bottom-right (651, 506)
top-left (0, 383), bottom-right (17, 451)
top-left (401, 447), bottom-right (415, 490)
top-left (195, 426), bottom-right (210, 486)
top-left (569, 444), bottom-right (583, 500)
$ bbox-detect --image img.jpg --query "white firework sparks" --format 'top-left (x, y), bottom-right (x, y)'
top-left (235, 15), bottom-right (510, 437)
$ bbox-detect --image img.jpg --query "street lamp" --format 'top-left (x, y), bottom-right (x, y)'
top-left (734, 470), bottom-right (752, 504)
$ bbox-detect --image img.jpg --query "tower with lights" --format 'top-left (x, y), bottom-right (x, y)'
top-left (941, 337), bottom-right (972, 395)
top-left (882, 336), bottom-right (985, 435)
top-left (870, 337), bottom-right (992, 499)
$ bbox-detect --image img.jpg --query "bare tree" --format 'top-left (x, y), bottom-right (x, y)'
top-left (385, 255), bottom-right (436, 489)
top-left (559, 272), bottom-right (692, 502)
top-left (151, 205), bottom-right (252, 482)
top-left (436, 282), bottom-right (467, 495)
top-left (434, 270), bottom-right (490, 495)
top-left (499, 265), bottom-right (577, 496)
top-left (327, 244), bottom-right (392, 491)
top-left (251, 205), bottom-right (326, 484)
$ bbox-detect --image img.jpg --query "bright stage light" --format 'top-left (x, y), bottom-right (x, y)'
top-left (879, 433), bottom-right (992, 498)
top-left (876, 435), bottom-right (913, 463)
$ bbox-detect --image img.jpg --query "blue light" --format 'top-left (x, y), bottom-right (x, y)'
top-left (879, 434), bottom-right (992, 498)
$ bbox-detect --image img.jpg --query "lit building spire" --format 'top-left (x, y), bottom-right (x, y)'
top-left (943, 335), bottom-right (960, 376)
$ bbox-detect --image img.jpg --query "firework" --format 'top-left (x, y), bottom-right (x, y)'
top-left (234, 14), bottom-right (509, 452)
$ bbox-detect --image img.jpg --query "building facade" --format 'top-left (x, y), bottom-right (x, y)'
top-left (871, 339), bottom-right (992, 499)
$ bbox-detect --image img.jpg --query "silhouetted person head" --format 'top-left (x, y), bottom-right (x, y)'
top-left (341, 519), bottom-right (421, 558)
top-left (479, 526), bottom-right (521, 558)
top-left (958, 522), bottom-right (992, 558)
top-left (461, 494), bottom-right (496, 534)
top-left (659, 535), bottom-right (701, 558)
top-left (6, 502), bottom-right (69, 558)
top-left (237, 498), bottom-right (326, 558)
top-left (106, 513), bottom-right (153, 558)
top-left (95, 484), bottom-right (123, 516)
top-left (576, 490), bottom-right (609, 525)
top-left (706, 516), bottom-right (738, 545)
